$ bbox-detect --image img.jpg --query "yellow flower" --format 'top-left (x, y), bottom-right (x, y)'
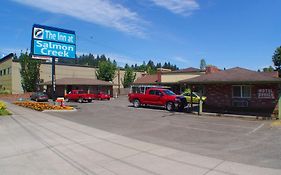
top-left (0, 101), bottom-right (7, 110)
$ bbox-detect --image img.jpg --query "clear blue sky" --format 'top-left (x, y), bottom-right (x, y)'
top-left (0, 0), bottom-right (280, 70)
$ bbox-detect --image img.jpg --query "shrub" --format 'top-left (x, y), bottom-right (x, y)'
top-left (0, 109), bottom-right (11, 115)
top-left (0, 101), bottom-right (11, 116)
top-left (0, 90), bottom-right (12, 94)
top-left (0, 101), bottom-right (7, 110)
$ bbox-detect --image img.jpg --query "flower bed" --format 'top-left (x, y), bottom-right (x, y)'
top-left (13, 101), bottom-right (74, 111)
top-left (0, 101), bottom-right (12, 115)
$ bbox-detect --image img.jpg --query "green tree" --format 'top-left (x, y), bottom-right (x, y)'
top-left (122, 68), bottom-right (136, 88)
top-left (200, 59), bottom-right (206, 70)
top-left (272, 46), bottom-right (281, 74)
top-left (96, 61), bottom-right (116, 81)
top-left (124, 63), bottom-right (130, 69)
top-left (113, 60), bottom-right (117, 67)
top-left (19, 52), bottom-right (41, 92)
top-left (138, 61), bottom-right (146, 71)
top-left (146, 66), bottom-right (156, 75)
top-left (263, 66), bottom-right (274, 72)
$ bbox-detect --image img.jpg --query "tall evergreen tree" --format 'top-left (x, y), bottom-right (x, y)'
top-left (272, 46), bottom-right (281, 75)
top-left (124, 63), bottom-right (130, 69)
top-left (156, 63), bottom-right (162, 68)
top-left (200, 59), bottom-right (207, 70)
top-left (113, 60), bottom-right (117, 67)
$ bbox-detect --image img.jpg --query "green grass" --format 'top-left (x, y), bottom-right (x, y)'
top-left (0, 109), bottom-right (12, 116)
top-left (271, 120), bottom-right (281, 127)
top-left (0, 90), bottom-right (11, 94)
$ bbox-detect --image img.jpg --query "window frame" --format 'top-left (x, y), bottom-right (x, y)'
top-left (232, 85), bottom-right (251, 98)
top-left (155, 90), bottom-right (162, 96)
top-left (7, 67), bottom-right (11, 75)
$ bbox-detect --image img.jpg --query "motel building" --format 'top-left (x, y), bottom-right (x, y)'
top-left (42, 78), bottom-right (113, 97)
top-left (0, 53), bottom-right (143, 97)
top-left (133, 66), bottom-right (281, 116)
top-left (180, 67), bottom-right (281, 116)
top-left (132, 67), bottom-right (205, 94)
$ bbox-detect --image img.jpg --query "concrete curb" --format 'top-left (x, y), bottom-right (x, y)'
top-left (42, 108), bottom-right (77, 113)
top-left (191, 111), bottom-right (259, 120)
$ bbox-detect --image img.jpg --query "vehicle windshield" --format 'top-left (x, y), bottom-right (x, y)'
top-left (163, 90), bottom-right (176, 96)
top-left (183, 92), bottom-right (200, 97)
top-left (192, 92), bottom-right (200, 97)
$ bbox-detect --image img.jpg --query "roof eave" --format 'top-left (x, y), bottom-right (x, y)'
top-left (179, 80), bottom-right (281, 84)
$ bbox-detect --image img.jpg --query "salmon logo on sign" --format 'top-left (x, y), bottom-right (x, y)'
top-left (31, 24), bottom-right (76, 59)
top-left (33, 28), bottom-right (44, 39)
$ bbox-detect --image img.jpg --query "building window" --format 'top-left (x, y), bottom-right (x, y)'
top-left (232, 85), bottom-right (251, 98)
top-left (0, 70), bottom-right (2, 76)
top-left (7, 67), bottom-right (11, 75)
top-left (3, 69), bottom-right (6, 75)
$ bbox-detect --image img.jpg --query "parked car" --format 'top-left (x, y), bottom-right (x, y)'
top-left (94, 92), bottom-right (110, 100)
top-left (181, 92), bottom-right (206, 103)
top-left (64, 90), bottom-right (94, 103)
top-left (30, 92), bottom-right (49, 102)
top-left (128, 88), bottom-right (187, 111)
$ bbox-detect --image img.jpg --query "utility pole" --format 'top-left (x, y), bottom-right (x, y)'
top-left (278, 88), bottom-right (281, 120)
top-left (118, 69), bottom-right (121, 96)
top-left (51, 57), bottom-right (56, 102)
top-left (198, 85), bottom-right (203, 115)
top-left (190, 86), bottom-right (193, 112)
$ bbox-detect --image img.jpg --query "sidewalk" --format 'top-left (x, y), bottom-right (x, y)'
top-left (0, 103), bottom-right (280, 175)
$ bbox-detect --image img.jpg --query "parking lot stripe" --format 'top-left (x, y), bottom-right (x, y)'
top-left (246, 123), bottom-right (264, 135)
top-left (169, 117), bottom-right (258, 130)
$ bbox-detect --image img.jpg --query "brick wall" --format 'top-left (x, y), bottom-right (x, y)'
top-left (205, 84), bottom-right (232, 108)
top-left (249, 84), bottom-right (278, 109)
top-left (205, 66), bottom-right (220, 74)
top-left (204, 84), bottom-right (279, 114)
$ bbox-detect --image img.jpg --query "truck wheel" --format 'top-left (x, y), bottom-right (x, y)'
top-left (133, 99), bottom-right (141, 108)
top-left (166, 102), bottom-right (174, 111)
top-left (178, 105), bottom-right (184, 112)
top-left (88, 99), bottom-right (92, 103)
top-left (65, 98), bottom-right (69, 102)
top-left (78, 98), bottom-right (83, 103)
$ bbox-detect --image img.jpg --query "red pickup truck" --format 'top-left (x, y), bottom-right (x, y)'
top-left (94, 92), bottom-right (111, 100)
top-left (128, 88), bottom-right (187, 111)
top-left (65, 90), bottom-right (94, 103)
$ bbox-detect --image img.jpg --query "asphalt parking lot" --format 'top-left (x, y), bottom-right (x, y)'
top-left (49, 96), bottom-right (281, 169)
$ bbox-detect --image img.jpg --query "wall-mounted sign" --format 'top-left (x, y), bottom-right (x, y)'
top-left (32, 55), bottom-right (51, 60)
top-left (31, 24), bottom-right (76, 59)
top-left (257, 89), bottom-right (274, 99)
